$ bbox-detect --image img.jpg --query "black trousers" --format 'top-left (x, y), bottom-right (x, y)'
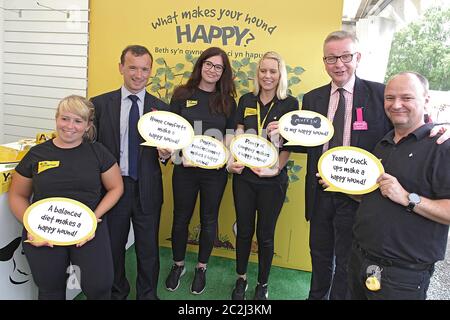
top-left (232, 175), bottom-right (287, 285)
top-left (171, 165), bottom-right (228, 264)
top-left (107, 177), bottom-right (161, 300)
top-left (308, 190), bottom-right (358, 300)
top-left (23, 220), bottom-right (113, 300)
top-left (348, 244), bottom-right (434, 300)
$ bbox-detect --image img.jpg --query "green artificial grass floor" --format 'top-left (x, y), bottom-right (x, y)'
top-left (77, 245), bottom-right (311, 300)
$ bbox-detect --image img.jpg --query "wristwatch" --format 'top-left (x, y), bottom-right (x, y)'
top-left (406, 193), bottom-right (421, 212)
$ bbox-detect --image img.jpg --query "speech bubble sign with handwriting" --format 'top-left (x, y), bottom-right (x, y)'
top-left (23, 197), bottom-right (97, 246)
top-left (138, 111), bottom-right (194, 149)
top-left (230, 134), bottom-right (278, 168)
top-left (279, 110), bottom-right (334, 146)
top-left (318, 146), bottom-right (384, 194)
top-left (183, 135), bottom-right (228, 169)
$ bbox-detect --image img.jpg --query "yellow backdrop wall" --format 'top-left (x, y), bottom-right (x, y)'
top-left (88, 0), bottom-right (343, 271)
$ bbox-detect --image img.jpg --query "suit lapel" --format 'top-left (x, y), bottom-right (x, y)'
top-left (351, 77), bottom-right (370, 146)
top-left (312, 84), bottom-right (331, 160)
top-left (315, 84), bottom-right (331, 118)
top-left (109, 90), bottom-right (122, 155)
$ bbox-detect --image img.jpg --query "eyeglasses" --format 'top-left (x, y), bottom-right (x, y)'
top-left (323, 53), bottom-right (357, 64)
top-left (203, 60), bottom-right (225, 73)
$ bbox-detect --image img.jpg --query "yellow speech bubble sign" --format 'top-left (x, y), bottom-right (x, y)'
top-left (279, 110), bottom-right (334, 146)
top-left (230, 134), bottom-right (278, 168)
top-left (23, 197), bottom-right (97, 246)
top-left (318, 146), bottom-right (384, 195)
top-left (182, 135), bottom-right (228, 169)
top-left (137, 111), bottom-right (194, 149)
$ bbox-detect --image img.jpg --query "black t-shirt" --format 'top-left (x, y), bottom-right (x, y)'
top-left (170, 88), bottom-right (237, 139)
top-left (354, 124), bottom-right (450, 264)
top-left (235, 92), bottom-right (299, 184)
top-left (15, 139), bottom-right (117, 211)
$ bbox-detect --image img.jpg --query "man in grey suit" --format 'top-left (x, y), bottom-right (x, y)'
top-left (91, 45), bottom-right (169, 300)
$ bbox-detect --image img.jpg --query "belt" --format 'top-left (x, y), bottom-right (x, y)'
top-left (356, 244), bottom-right (433, 272)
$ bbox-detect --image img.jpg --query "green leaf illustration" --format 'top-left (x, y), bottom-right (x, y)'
top-left (175, 63), bottom-right (184, 71)
top-left (290, 76), bottom-right (301, 84)
top-left (152, 77), bottom-right (161, 84)
top-left (232, 60), bottom-right (243, 69)
top-left (156, 68), bottom-right (165, 76)
top-left (156, 57), bottom-right (165, 65)
top-left (236, 70), bottom-right (247, 80)
top-left (294, 66), bottom-right (305, 75)
top-left (241, 57), bottom-right (250, 66)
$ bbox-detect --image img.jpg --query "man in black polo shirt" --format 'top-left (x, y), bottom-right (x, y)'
top-left (349, 72), bottom-right (450, 300)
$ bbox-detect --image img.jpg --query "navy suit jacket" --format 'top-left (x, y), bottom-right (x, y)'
top-left (91, 89), bottom-right (169, 214)
top-left (300, 77), bottom-right (392, 221)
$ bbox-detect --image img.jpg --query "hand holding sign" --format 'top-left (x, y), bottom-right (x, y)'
top-left (278, 110), bottom-right (334, 146)
top-left (138, 111), bottom-right (194, 149)
top-left (318, 146), bottom-right (384, 195)
top-left (182, 136), bottom-right (228, 169)
top-left (230, 134), bottom-right (278, 168)
top-left (23, 197), bottom-right (97, 246)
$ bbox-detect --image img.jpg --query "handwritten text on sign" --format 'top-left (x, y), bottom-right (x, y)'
top-left (23, 198), bottom-right (97, 246)
top-left (279, 110), bottom-right (334, 146)
top-left (318, 146), bottom-right (384, 195)
top-left (230, 134), bottom-right (278, 168)
top-left (138, 111), bottom-right (194, 149)
top-left (183, 135), bottom-right (228, 169)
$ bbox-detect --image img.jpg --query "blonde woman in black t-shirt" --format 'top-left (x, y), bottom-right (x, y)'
top-left (227, 52), bottom-right (299, 300)
top-left (8, 95), bottom-right (123, 299)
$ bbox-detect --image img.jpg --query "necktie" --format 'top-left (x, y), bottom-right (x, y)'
top-left (329, 88), bottom-right (346, 149)
top-left (128, 95), bottom-right (140, 180)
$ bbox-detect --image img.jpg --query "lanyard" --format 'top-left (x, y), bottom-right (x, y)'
top-left (256, 101), bottom-right (275, 136)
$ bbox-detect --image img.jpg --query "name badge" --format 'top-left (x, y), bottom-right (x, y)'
top-left (244, 107), bottom-right (257, 118)
top-left (186, 100), bottom-right (198, 108)
top-left (38, 161), bottom-right (60, 174)
top-left (353, 107), bottom-right (368, 130)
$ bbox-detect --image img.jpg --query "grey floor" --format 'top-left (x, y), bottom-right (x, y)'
top-left (427, 233), bottom-right (450, 300)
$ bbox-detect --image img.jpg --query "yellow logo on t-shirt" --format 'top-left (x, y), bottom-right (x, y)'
top-left (186, 100), bottom-right (198, 108)
top-left (38, 161), bottom-right (60, 174)
top-left (244, 107), bottom-right (257, 118)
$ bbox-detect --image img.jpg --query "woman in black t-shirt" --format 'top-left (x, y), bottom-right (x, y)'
top-left (227, 52), bottom-right (299, 300)
top-left (8, 95), bottom-right (123, 300)
top-left (163, 47), bottom-right (236, 295)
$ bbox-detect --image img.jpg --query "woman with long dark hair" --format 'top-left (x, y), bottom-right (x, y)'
top-left (165, 47), bottom-right (237, 295)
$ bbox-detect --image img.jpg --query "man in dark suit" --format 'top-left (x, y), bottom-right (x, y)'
top-left (91, 45), bottom-right (169, 300)
top-left (300, 31), bottom-right (391, 300)
top-left (297, 30), bottom-right (449, 300)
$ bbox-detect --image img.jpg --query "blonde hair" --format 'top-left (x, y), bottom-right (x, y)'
top-left (253, 51), bottom-right (288, 100)
top-left (56, 95), bottom-right (96, 141)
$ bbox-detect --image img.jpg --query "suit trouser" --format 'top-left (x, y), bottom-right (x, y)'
top-left (23, 220), bottom-right (113, 300)
top-left (171, 166), bottom-right (228, 264)
top-left (348, 244), bottom-right (434, 300)
top-left (107, 177), bottom-right (161, 300)
top-left (232, 175), bottom-right (287, 284)
top-left (308, 190), bottom-right (358, 300)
